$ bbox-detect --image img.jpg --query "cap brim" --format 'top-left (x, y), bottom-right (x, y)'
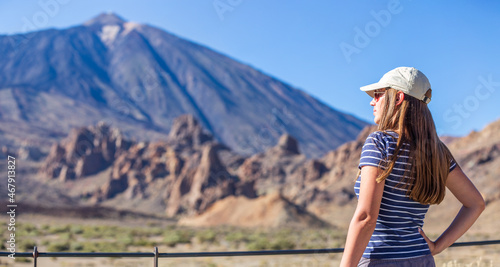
top-left (360, 82), bottom-right (388, 97)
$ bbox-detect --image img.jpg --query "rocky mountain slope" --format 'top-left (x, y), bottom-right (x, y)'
top-left (40, 115), bottom-right (248, 216)
top-left (0, 13), bottom-right (368, 158)
top-left (33, 117), bottom-right (500, 229)
top-left (36, 113), bottom-right (365, 224)
top-left (446, 119), bottom-right (500, 204)
top-left (37, 114), bottom-right (366, 227)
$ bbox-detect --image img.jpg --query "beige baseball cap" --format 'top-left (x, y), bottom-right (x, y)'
top-left (360, 67), bottom-right (432, 104)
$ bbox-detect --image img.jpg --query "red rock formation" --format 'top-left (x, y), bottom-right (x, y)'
top-left (71, 115), bottom-right (251, 216)
top-left (165, 143), bottom-right (238, 216)
top-left (40, 122), bottom-right (132, 181)
top-left (237, 134), bottom-right (307, 196)
top-left (167, 114), bottom-right (213, 149)
top-left (37, 116), bottom-right (500, 229)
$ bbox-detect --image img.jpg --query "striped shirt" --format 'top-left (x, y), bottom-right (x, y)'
top-left (354, 131), bottom-right (457, 259)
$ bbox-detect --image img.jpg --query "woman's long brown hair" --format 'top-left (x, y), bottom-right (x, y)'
top-left (370, 88), bottom-right (455, 205)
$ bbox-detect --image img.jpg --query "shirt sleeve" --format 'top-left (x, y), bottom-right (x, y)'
top-left (449, 157), bottom-right (458, 172)
top-left (359, 132), bottom-right (387, 170)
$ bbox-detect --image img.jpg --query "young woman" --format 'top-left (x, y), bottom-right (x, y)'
top-left (340, 67), bottom-right (485, 267)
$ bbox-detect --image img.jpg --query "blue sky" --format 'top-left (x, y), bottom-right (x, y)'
top-left (1, 0), bottom-right (499, 136)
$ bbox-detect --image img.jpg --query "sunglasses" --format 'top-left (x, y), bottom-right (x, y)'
top-left (373, 89), bottom-right (387, 102)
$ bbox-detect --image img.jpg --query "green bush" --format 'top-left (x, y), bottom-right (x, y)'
top-left (19, 240), bottom-right (37, 251)
top-left (301, 242), bottom-right (324, 250)
top-left (275, 228), bottom-right (293, 237)
top-left (196, 229), bottom-right (217, 243)
top-left (81, 241), bottom-right (99, 252)
top-left (147, 227), bottom-right (164, 236)
top-left (47, 224), bottom-right (71, 234)
top-left (40, 224), bottom-right (51, 234)
top-left (14, 257), bottom-right (31, 263)
top-left (58, 232), bottom-right (73, 241)
top-left (130, 228), bottom-right (148, 238)
top-left (99, 241), bottom-right (127, 252)
top-left (81, 241), bottom-right (127, 252)
top-left (146, 222), bottom-right (159, 227)
top-left (269, 237), bottom-right (295, 250)
top-left (117, 233), bottom-right (135, 246)
top-left (70, 225), bottom-right (84, 235)
top-left (47, 241), bottom-right (71, 252)
top-left (130, 226), bottom-right (164, 237)
top-left (70, 242), bottom-right (85, 251)
top-left (163, 229), bottom-right (193, 247)
top-left (246, 237), bottom-right (269, 251)
top-left (22, 223), bottom-right (37, 231)
top-left (133, 238), bottom-right (155, 247)
top-left (225, 231), bottom-right (249, 243)
top-left (81, 225), bottom-right (122, 239)
top-left (99, 226), bottom-right (121, 238)
top-left (18, 223), bottom-right (39, 236)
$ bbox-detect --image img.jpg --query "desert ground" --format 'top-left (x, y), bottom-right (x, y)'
top-left (1, 211), bottom-right (498, 267)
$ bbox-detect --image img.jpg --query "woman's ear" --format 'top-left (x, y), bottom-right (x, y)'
top-left (395, 91), bottom-right (405, 106)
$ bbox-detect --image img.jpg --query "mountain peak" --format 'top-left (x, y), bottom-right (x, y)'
top-left (0, 12), bottom-right (368, 158)
top-left (84, 12), bottom-right (127, 27)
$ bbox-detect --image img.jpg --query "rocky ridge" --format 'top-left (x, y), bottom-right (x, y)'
top-left (41, 122), bottom-right (133, 181)
top-left (39, 116), bottom-right (500, 228)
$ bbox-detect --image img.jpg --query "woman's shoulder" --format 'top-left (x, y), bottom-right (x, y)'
top-left (364, 130), bottom-right (400, 150)
top-left (366, 130), bottom-right (399, 141)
